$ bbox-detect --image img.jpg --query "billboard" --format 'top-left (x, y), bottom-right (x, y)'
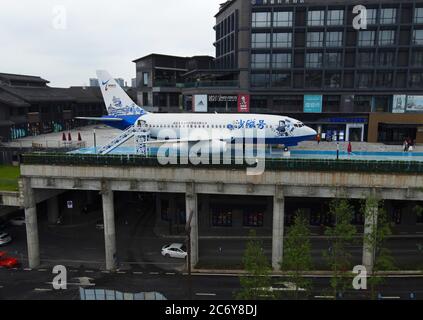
top-left (406, 95), bottom-right (423, 113)
top-left (193, 95), bottom-right (208, 113)
top-left (304, 95), bottom-right (323, 113)
top-left (237, 94), bottom-right (250, 113)
top-left (392, 95), bottom-right (406, 114)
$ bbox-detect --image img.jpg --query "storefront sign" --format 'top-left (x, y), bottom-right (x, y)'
top-left (304, 95), bottom-right (323, 113)
top-left (193, 95), bottom-right (208, 113)
top-left (406, 96), bottom-right (423, 113)
top-left (238, 94), bottom-right (250, 113)
top-left (392, 95), bottom-right (406, 114)
top-left (208, 95), bottom-right (237, 102)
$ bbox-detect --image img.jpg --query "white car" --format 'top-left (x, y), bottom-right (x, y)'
top-left (0, 233), bottom-right (12, 246)
top-left (9, 216), bottom-right (25, 226)
top-left (161, 243), bottom-right (187, 259)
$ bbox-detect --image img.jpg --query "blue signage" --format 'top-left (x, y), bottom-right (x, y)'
top-left (304, 95), bottom-right (323, 113)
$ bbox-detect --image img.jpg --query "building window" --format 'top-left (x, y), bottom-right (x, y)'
top-left (357, 51), bottom-right (375, 67)
top-left (380, 8), bottom-right (397, 25)
top-left (410, 72), bottom-right (423, 88)
top-left (272, 73), bottom-right (291, 87)
top-left (378, 30), bottom-right (395, 46)
top-left (413, 29), bottom-right (423, 45)
top-left (305, 71), bottom-right (322, 88)
top-left (415, 8), bottom-right (423, 24)
top-left (212, 209), bottom-right (232, 227)
top-left (306, 53), bottom-right (323, 68)
top-left (326, 32), bottom-right (343, 47)
top-left (376, 72), bottom-right (393, 87)
top-left (358, 31), bottom-right (375, 47)
top-left (307, 10), bottom-right (325, 26)
top-left (273, 32), bottom-right (292, 48)
top-left (324, 52), bottom-right (342, 68)
top-left (252, 33), bottom-right (271, 48)
top-left (412, 51), bottom-right (423, 67)
top-left (251, 73), bottom-right (270, 87)
top-left (366, 8), bottom-right (378, 25)
top-left (378, 51), bottom-right (395, 66)
top-left (243, 210), bottom-right (264, 227)
top-left (272, 53), bottom-right (292, 69)
top-left (325, 72), bottom-right (342, 88)
top-left (251, 54), bottom-right (270, 69)
top-left (273, 11), bottom-right (293, 27)
top-left (252, 11), bottom-right (272, 28)
top-left (307, 32), bottom-right (324, 47)
top-left (327, 10), bottom-right (344, 26)
top-left (357, 72), bottom-right (373, 88)
top-left (143, 72), bottom-right (149, 86)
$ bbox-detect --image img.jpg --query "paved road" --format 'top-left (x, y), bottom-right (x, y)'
top-left (2, 205), bottom-right (423, 272)
top-left (0, 267), bottom-right (422, 300)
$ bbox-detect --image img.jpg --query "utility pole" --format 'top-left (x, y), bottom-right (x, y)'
top-left (185, 209), bottom-right (194, 300)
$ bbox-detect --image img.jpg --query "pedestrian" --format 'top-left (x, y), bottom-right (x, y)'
top-left (316, 133), bottom-right (321, 145)
top-left (347, 142), bottom-right (352, 155)
top-left (403, 139), bottom-right (409, 152)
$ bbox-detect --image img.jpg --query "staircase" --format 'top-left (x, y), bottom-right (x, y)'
top-left (98, 125), bottom-right (148, 155)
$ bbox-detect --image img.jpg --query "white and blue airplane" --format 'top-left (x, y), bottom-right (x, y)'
top-left (77, 71), bottom-right (317, 151)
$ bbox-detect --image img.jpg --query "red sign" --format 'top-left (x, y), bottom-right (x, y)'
top-left (237, 94), bottom-right (250, 113)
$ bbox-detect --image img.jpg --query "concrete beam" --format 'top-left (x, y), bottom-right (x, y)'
top-left (101, 185), bottom-right (117, 271)
top-left (272, 185), bottom-right (285, 271)
top-left (186, 182), bottom-right (198, 269)
top-left (22, 178), bottom-right (40, 269)
top-left (362, 198), bottom-right (378, 273)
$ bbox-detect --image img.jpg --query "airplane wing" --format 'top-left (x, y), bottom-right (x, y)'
top-left (75, 117), bottom-right (123, 122)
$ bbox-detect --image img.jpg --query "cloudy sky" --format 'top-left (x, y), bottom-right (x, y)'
top-left (0, 0), bottom-right (223, 87)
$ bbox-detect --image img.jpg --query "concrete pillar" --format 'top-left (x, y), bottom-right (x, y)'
top-left (102, 187), bottom-right (117, 271)
top-left (186, 182), bottom-right (198, 268)
top-left (362, 198), bottom-right (378, 273)
top-left (272, 186), bottom-right (285, 271)
top-left (47, 196), bottom-right (59, 224)
top-left (23, 179), bottom-right (40, 269)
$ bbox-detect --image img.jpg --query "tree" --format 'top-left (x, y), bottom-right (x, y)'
top-left (323, 198), bottom-right (357, 299)
top-left (281, 210), bottom-right (312, 299)
top-left (361, 195), bottom-right (395, 300)
top-left (236, 229), bottom-right (274, 300)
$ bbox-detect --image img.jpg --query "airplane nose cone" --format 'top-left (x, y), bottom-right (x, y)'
top-left (308, 127), bottom-right (317, 137)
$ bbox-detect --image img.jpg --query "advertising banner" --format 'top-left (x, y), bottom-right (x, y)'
top-left (392, 95), bottom-right (406, 114)
top-left (406, 95), bottom-right (423, 113)
top-left (304, 95), bottom-right (323, 113)
top-left (237, 94), bottom-right (250, 113)
top-left (193, 95), bottom-right (208, 113)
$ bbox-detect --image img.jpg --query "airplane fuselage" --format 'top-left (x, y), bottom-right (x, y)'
top-left (107, 113), bottom-right (317, 147)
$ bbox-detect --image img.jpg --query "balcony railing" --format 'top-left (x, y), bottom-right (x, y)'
top-left (153, 80), bottom-right (239, 89)
top-left (21, 153), bottom-right (423, 174)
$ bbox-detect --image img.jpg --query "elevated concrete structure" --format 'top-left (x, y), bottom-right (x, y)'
top-left (18, 163), bottom-right (423, 270)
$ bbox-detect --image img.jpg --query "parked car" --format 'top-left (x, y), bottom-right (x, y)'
top-left (9, 216), bottom-right (25, 226)
top-left (0, 232), bottom-right (12, 246)
top-left (161, 243), bottom-right (187, 259)
top-left (0, 252), bottom-right (19, 269)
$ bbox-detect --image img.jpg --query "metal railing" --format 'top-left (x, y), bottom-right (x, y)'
top-left (153, 80), bottom-right (239, 89)
top-left (21, 153), bottom-right (423, 174)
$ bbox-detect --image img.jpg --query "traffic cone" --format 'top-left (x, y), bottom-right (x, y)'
top-left (68, 132), bottom-right (72, 141)
top-left (78, 132), bottom-right (82, 141)
top-left (62, 132), bottom-right (67, 141)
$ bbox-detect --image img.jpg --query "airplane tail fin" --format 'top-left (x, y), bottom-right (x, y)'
top-left (96, 70), bottom-right (148, 117)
